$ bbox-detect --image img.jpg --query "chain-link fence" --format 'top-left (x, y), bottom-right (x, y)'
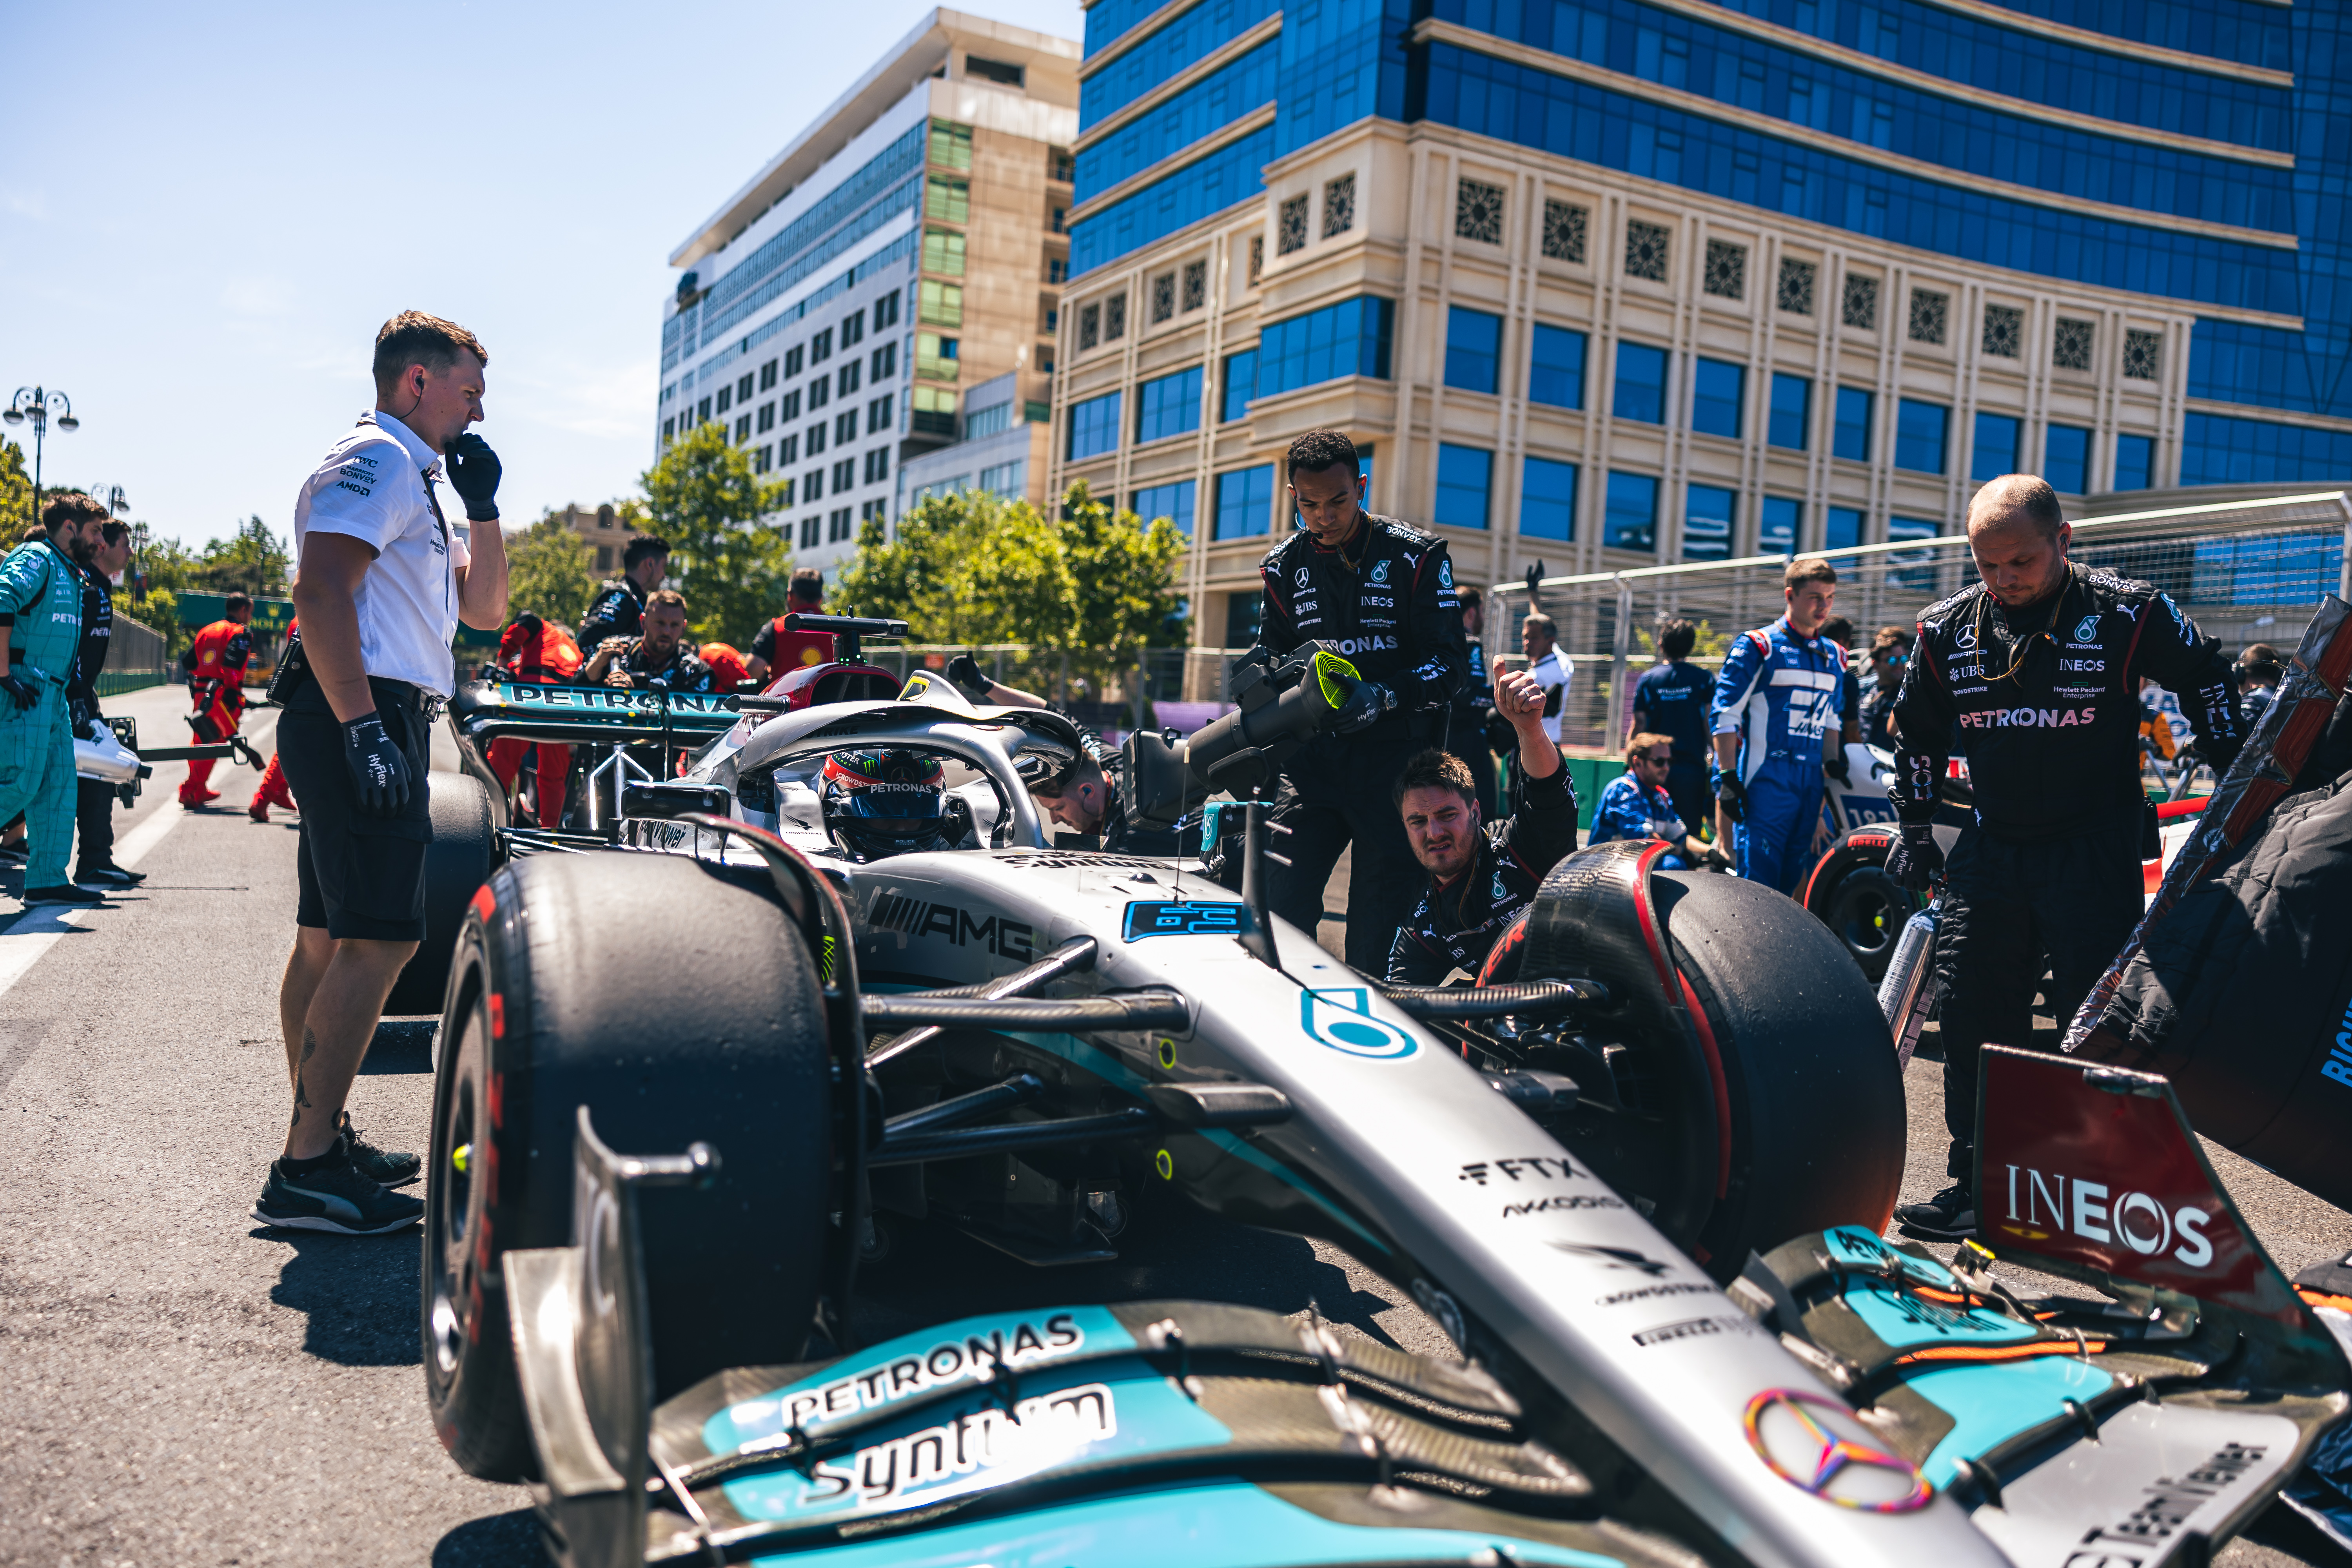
top-left (1487, 491), bottom-right (2352, 754)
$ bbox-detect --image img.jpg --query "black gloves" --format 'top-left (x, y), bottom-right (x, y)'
top-left (341, 712), bottom-right (413, 815)
top-left (1887, 822), bottom-right (1944, 893)
top-left (1332, 678), bottom-right (1396, 735)
top-left (946, 653), bottom-right (993, 702)
top-left (2202, 737), bottom-right (2242, 780)
top-left (1713, 771), bottom-right (1745, 823)
top-left (0, 673), bottom-right (39, 713)
top-left (445, 433), bottom-right (503, 522)
top-left (1825, 754), bottom-right (1852, 788)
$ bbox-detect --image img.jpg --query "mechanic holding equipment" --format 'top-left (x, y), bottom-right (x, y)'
top-left (1587, 732), bottom-right (1692, 867)
top-left (177, 591), bottom-right (254, 808)
top-left (1387, 666), bottom-right (1576, 985)
top-left (1629, 617), bottom-right (1711, 839)
top-left (745, 567), bottom-right (835, 685)
top-left (580, 589), bottom-right (716, 692)
top-left (261, 310), bottom-right (508, 1237)
top-left (1453, 585), bottom-right (1497, 817)
top-left (1253, 430), bottom-right (1469, 973)
top-left (938, 660), bottom-right (1179, 855)
top-left (573, 533), bottom-right (669, 651)
top-left (1885, 475), bottom-right (2243, 1241)
top-left (1710, 557), bottom-right (1857, 895)
top-left (0, 494), bottom-right (98, 906)
top-left (67, 517), bottom-right (144, 888)
top-left (484, 610), bottom-right (582, 828)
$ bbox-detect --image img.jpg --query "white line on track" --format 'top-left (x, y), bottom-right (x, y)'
top-left (0, 799), bottom-right (186, 998)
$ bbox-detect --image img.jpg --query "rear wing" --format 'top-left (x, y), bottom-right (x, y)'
top-left (451, 681), bottom-right (745, 747)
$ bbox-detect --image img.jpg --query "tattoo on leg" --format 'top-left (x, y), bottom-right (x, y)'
top-left (300, 1027), bottom-right (318, 1063)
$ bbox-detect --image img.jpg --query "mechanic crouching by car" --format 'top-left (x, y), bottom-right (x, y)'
top-left (1387, 667), bottom-right (1576, 985)
top-left (1710, 557), bottom-right (1856, 895)
top-left (938, 660), bottom-right (1180, 857)
top-left (574, 533), bottom-right (668, 651)
top-left (1254, 429), bottom-right (1469, 974)
top-left (1885, 475), bottom-right (2243, 1241)
top-left (581, 589), bottom-right (715, 692)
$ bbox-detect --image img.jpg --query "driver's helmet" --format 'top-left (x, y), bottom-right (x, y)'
top-left (819, 750), bottom-right (967, 859)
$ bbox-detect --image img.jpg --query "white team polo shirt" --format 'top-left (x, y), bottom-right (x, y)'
top-left (292, 410), bottom-right (471, 696)
top-left (1529, 648), bottom-right (1572, 744)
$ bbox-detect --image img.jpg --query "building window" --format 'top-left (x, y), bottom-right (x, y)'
top-left (716, 385), bottom-right (733, 414)
top-left (1908, 289), bottom-right (1948, 346)
top-left (1135, 366), bottom-right (1203, 444)
top-left (1455, 178), bottom-right (1504, 244)
top-left (1323, 173), bottom-right (1355, 238)
top-left (2051, 421), bottom-right (2089, 494)
top-left (779, 433), bottom-right (799, 465)
top-left (982, 459), bottom-right (1029, 497)
top-left (867, 394), bottom-right (893, 433)
top-left (1522, 457), bottom-right (1577, 541)
top-left (1684, 484), bottom-right (1736, 562)
top-left (1768, 373), bottom-right (1809, 450)
top-left (1895, 398), bottom-right (1949, 474)
top-left (1221, 348), bottom-right (1258, 422)
top-left (738, 373), bottom-right (757, 403)
top-left (1047, 256), bottom-right (1069, 285)
top-left (923, 229), bottom-right (966, 276)
top-left (968, 401), bottom-right (1012, 439)
top-left (1528, 324), bottom-right (1586, 410)
top-left (928, 118), bottom-right (973, 169)
top-left (810, 377), bottom-right (831, 411)
top-left (831, 410), bottom-right (855, 446)
top-left (1444, 307), bottom-right (1501, 395)
top-left (1703, 239), bottom-right (1746, 301)
top-left (1225, 591), bottom-right (1263, 646)
top-left (871, 342), bottom-right (897, 380)
top-left (807, 422), bottom-right (827, 454)
top-left (1604, 472), bottom-right (1659, 553)
top-left (1132, 478), bottom-right (1196, 536)
top-left (965, 54), bottom-right (1022, 85)
top-left (800, 517), bottom-right (819, 550)
top-left (1213, 465), bottom-right (1274, 540)
top-left (811, 328), bottom-right (833, 363)
top-left (838, 361), bottom-right (862, 397)
top-left (1255, 296), bottom-right (1394, 397)
top-left (1079, 302), bottom-right (1100, 351)
top-left (831, 457), bottom-right (855, 492)
top-left (1049, 146), bottom-right (1074, 182)
top-left (597, 546), bottom-right (615, 572)
top-left (1434, 444), bottom-right (1492, 530)
top-left (864, 448), bottom-right (890, 485)
top-left (2053, 318), bottom-right (2095, 371)
top-left (697, 396), bottom-right (712, 423)
top-left (1777, 258), bottom-right (1815, 316)
top-left (916, 333), bottom-right (959, 380)
top-left (1068, 392), bottom-right (1122, 460)
top-left (1248, 235), bottom-right (1264, 285)
top-left (919, 280), bottom-right (963, 326)
top-left (751, 444), bottom-right (771, 474)
top-left (829, 506), bottom-right (854, 543)
top-left (734, 413), bottom-right (752, 443)
top-left (2123, 330), bottom-right (2163, 382)
top-left (1105, 294), bottom-right (1127, 341)
top-left (661, 417), bottom-right (675, 441)
top-left (2115, 432), bottom-right (2155, 489)
top-left (1541, 200), bottom-right (1587, 263)
top-left (760, 359), bottom-right (779, 391)
top-left (925, 177), bottom-right (970, 224)
top-left (1613, 341), bottom-right (1668, 425)
top-left (1181, 260), bottom-right (1207, 312)
top-left (1982, 304), bottom-right (2022, 359)
top-left (1833, 387), bottom-right (1873, 462)
top-left (1759, 496), bottom-right (1799, 554)
top-left (1971, 411), bottom-right (2020, 482)
top-left (804, 468), bottom-right (824, 501)
top-left (1278, 194), bottom-right (1308, 256)
top-left (1151, 272), bottom-right (1175, 324)
top-left (875, 291), bottom-right (900, 329)
top-left (776, 477), bottom-right (793, 506)
top-left (1624, 219), bottom-right (1670, 281)
top-left (912, 385), bottom-right (956, 435)
top-left (1824, 506), bottom-right (1862, 550)
top-left (1842, 274), bottom-right (1878, 331)
top-left (780, 390), bottom-right (802, 421)
top-left (1691, 358), bottom-right (1744, 440)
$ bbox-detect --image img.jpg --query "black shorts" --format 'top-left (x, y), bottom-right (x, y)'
top-left (278, 677), bottom-right (435, 942)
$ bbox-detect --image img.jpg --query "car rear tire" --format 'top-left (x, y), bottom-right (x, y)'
top-left (384, 770), bottom-right (500, 1017)
top-left (422, 849), bottom-right (832, 1482)
top-left (1801, 826), bottom-right (1915, 984)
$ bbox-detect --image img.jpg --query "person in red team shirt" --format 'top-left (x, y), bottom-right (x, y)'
top-left (484, 611), bottom-right (583, 828)
top-left (249, 617), bottom-right (301, 822)
top-left (699, 641), bottom-right (750, 694)
top-left (744, 568), bottom-right (834, 686)
top-left (180, 592), bottom-right (255, 806)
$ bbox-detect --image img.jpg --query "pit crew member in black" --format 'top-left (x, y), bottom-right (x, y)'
top-left (1886, 476), bottom-right (2243, 1241)
top-left (941, 659), bottom-right (1181, 857)
top-left (580, 588), bottom-right (716, 692)
top-left (1254, 429), bottom-right (1468, 973)
top-left (1388, 666), bottom-right (1576, 985)
top-left (573, 533), bottom-right (668, 651)
top-left (68, 520), bottom-right (143, 887)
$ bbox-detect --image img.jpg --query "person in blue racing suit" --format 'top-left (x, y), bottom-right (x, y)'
top-left (1710, 557), bottom-right (1857, 895)
top-left (1587, 731), bottom-right (1691, 868)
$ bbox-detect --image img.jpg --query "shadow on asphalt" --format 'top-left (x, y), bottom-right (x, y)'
top-left (259, 1227), bottom-right (424, 1365)
top-left (361, 1018), bottom-right (438, 1074)
top-left (432, 1506), bottom-right (543, 1566)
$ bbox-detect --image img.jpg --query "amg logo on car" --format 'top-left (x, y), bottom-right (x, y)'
top-left (2002, 1165), bottom-right (2215, 1267)
top-left (869, 893), bottom-right (1035, 960)
top-left (796, 1382), bottom-right (1116, 1512)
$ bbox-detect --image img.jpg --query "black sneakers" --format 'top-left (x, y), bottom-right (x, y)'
top-left (252, 1149), bottom-right (424, 1234)
top-left (75, 862), bottom-right (147, 887)
top-left (340, 1112), bottom-right (421, 1188)
top-left (1895, 1183), bottom-right (1978, 1241)
top-left (25, 885), bottom-right (105, 906)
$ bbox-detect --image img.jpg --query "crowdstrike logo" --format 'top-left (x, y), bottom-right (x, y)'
top-left (1959, 706), bottom-right (2098, 730)
top-left (2003, 1165), bottom-right (2215, 1267)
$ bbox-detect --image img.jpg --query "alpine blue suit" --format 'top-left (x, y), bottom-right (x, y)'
top-left (1711, 618), bottom-right (1848, 895)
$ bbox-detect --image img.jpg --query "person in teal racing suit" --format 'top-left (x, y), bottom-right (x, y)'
top-left (0, 494), bottom-right (96, 906)
top-left (1710, 557), bottom-right (1857, 896)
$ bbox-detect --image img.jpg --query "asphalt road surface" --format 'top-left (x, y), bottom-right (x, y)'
top-left (0, 694), bottom-right (2344, 1566)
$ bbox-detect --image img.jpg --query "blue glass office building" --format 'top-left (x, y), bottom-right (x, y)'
top-left (1047, 0), bottom-right (2351, 648)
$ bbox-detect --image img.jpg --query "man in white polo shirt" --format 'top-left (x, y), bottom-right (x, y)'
top-left (252, 311), bottom-right (509, 1235)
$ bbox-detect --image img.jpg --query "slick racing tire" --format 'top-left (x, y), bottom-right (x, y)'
top-left (1519, 851), bottom-right (1905, 1280)
top-left (1801, 825), bottom-right (1913, 984)
top-left (383, 771), bottom-right (499, 1017)
top-left (423, 851), bottom-right (831, 1482)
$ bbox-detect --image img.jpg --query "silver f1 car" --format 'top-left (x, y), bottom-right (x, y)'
top-left (413, 618), bottom-right (2351, 1568)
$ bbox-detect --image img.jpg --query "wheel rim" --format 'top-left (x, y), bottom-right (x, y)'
top-left (427, 1007), bottom-right (486, 1385)
top-left (1835, 881), bottom-right (1898, 963)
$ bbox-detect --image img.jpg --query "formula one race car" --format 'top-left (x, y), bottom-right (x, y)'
top-left (407, 618), bottom-right (2348, 1567)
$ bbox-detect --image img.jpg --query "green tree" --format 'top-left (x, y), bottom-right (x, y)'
top-left (189, 515), bottom-right (291, 597)
top-left (0, 440), bottom-right (30, 538)
top-left (505, 509), bottom-right (600, 626)
top-left (1057, 481), bottom-right (1185, 685)
top-left (639, 425), bottom-right (794, 644)
top-left (836, 490), bottom-right (1072, 647)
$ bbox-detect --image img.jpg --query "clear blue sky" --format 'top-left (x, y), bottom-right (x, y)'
top-left (0, 0), bottom-right (1082, 554)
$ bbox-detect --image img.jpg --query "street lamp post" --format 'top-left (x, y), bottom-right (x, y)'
top-left (3, 387), bottom-right (82, 525)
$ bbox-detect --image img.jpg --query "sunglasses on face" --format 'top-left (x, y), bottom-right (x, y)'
top-left (1642, 752), bottom-right (1672, 765)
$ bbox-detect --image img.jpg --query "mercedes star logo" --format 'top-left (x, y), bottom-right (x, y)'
top-left (1742, 1389), bottom-right (1932, 1513)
